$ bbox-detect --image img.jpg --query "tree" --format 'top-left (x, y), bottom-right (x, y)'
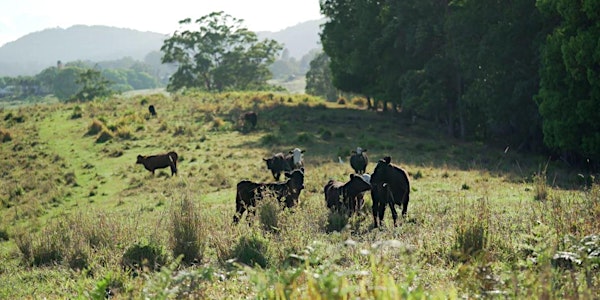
top-left (161, 11), bottom-right (283, 92)
top-left (53, 67), bottom-right (83, 101)
top-left (70, 68), bottom-right (113, 102)
top-left (305, 52), bottom-right (337, 101)
top-left (535, 0), bottom-right (600, 163)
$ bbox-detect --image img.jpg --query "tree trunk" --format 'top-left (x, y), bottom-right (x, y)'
top-left (366, 96), bottom-right (373, 110)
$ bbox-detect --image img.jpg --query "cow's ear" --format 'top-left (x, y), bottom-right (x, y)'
top-left (383, 156), bottom-right (391, 164)
top-left (137, 155), bottom-right (143, 159)
top-left (301, 150), bottom-right (305, 153)
top-left (263, 158), bottom-right (268, 161)
top-left (363, 149), bottom-right (368, 152)
top-left (289, 150), bottom-right (293, 154)
top-left (350, 174), bottom-right (357, 180)
top-left (284, 171), bottom-right (291, 178)
top-left (301, 167), bottom-right (305, 173)
top-left (351, 150), bottom-right (356, 154)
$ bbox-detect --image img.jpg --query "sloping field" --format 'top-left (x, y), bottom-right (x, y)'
top-left (0, 92), bottom-right (598, 298)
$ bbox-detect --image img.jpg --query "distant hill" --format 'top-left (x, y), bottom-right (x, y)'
top-left (257, 18), bottom-right (324, 60)
top-left (0, 25), bottom-right (167, 76)
top-left (0, 20), bottom-right (325, 77)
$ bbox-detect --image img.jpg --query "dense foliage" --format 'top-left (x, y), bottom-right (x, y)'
top-left (318, 0), bottom-right (599, 165)
top-left (536, 0), bottom-right (600, 163)
top-left (161, 11), bottom-right (283, 92)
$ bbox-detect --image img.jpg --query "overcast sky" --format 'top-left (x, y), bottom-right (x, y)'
top-left (0, 0), bottom-right (323, 47)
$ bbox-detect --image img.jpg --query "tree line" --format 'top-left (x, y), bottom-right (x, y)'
top-left (311, 0), bottom-right (599, 167)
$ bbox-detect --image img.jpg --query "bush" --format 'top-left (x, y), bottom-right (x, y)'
top-left (170, 197), bottom-right (206, 265)
top-left (121, 241), bottom-right (168, 273)
top-left (86, 119), bottom-right (106, 136)
top-left (326, 211), bottom-right (348, 233)
top-left (0, 128), bottom-right (12, 143)
top-left (96, 129), bottom-right (114, 143)
top-left (232, 233), bottom-right (270, 268)
top-left (70, 106), bottom-right (83, 119)
top-left (257, 194), bottom-right (281, 232)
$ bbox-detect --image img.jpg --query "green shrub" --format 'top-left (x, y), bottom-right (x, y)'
top-left (0, 228), bottom-right (8, 241)
top-left (70, 106), bottom-right (83, 119)
top-left (0, 128), bottom-right (12, 143)
top-left (170, 197), bottom-right (206, 265)
top-left (260, 133), bottom-right (281, 145)
top-left (232, 233), bottom-right (270, 268)
top-left (86, 119), bottom-right (106, 136)
top-left (326, 211), bottom-right (348, 233)
top-left (121, 241), bottom-right (168, 273)
top-left (257, 194), bottom-right (281, 232)
top-left (95, 129), bottom-right (114, 143)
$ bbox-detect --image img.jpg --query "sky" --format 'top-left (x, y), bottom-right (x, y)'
top-left (0, 0), bottom-right (323, 47)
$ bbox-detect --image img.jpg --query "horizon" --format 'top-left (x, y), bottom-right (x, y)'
top-left (0, 0), bottom-right (323, 47)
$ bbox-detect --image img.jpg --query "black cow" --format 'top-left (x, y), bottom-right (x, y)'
top-left (136, 151), bottom-right (178, 176)
top-left (350, 147), bottom-right (368, 174)
top-left (370, 156), bottom-right (410, 227)
top-left (263, 153), bottom-right (292, 181)
top-left (324, 174), bottom-right (372, 214)
top-left (241, 111), bottom-right (257, 129)
top-left (233, 168), bottom-right (305, 224)
top-left (148, 105), bottom-right (157, 116)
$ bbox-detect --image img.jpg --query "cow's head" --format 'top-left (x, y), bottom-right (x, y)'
top-left (348, 173), bottom-right (372, 194)
top-left (136, 155), bottom-right (145, 164)
top-left (285, 168), bottom-right (305, 192)
top-left (289, 148), bottom-right (305, 165)
top-left (371, 156), bottom-right (392, 184)
top-left (352, 147), bottom-right (367, 155)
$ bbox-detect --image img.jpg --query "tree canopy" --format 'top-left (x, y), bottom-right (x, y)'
top-left (319, 0), bottom-right (562, 157)
top-left (161, 11), bottom-right (283, 92)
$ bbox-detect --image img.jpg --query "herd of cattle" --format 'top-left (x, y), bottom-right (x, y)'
top-left (134, 108), bottom-right (410, 228)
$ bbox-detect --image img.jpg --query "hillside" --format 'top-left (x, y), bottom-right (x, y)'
top-left (0, 92), bottom-right (597, 298)
top-left (0, 20), bottom-right (324, 77)
top-left (257, 18), bottom-right (324, 59)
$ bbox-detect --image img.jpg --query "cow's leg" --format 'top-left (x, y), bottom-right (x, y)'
top-left (401, 192), bottom-right (409, 218)
top-left (388, 195), bottom-right (399, 227)
top-left (372, 199), bottom-right (379, 228)
top-left (233, 197), bottom-right (246, 224)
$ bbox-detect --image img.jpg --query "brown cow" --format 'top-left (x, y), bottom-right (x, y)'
top-left (324, 174), bottom-right (371, 214)
top-left (233, 168), bottom-right (305, 224)
top-left (136, 151), bottom-right (178, 176)
top-left (241, 111), bottom-right (257, 129)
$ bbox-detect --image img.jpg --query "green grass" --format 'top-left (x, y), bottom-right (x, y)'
top-left (0, 91), bottom-right (598, 299)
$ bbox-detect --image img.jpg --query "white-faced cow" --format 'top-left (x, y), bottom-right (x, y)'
top-left (324, 174), bottom-right (372, 214)
top-left (370, 156), bottom-right (410, 227)
top-left (136, 151), bottom-right (178, 176)
top-left (350, 147), bottom-right (368, 174)
top-left (233, 168), bottom-right (305, 224)
top-left (288, 148), bottom-right (305, 169)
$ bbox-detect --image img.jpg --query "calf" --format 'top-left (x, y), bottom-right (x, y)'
top-left (350, 147), bottom-right (368, 174)
top-left (136, 151), bottom-right (178, 176)
top-left (371, 156), bottom-right (410, 227)
top-left (234, 168), bottom-right (305, 224)
top-left (263, 152), bottom-right (292, 181)
top-left (324, 174), bottom-right (372, 214)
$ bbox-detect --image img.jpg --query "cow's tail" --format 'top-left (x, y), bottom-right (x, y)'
top-left (168, 151), bottom-right (178, 175)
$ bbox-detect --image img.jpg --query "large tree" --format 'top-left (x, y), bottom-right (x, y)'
top-left (161, 11), bottom-right (282, 92)
top-left (536, 0), bottom-right (600, 162)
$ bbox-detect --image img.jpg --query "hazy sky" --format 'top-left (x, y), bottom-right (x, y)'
top-left (0, 0), bottom-right (323, 47)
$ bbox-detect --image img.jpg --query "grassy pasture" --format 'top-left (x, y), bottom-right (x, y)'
top-left (0, 91), bottom-right (598, 299)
